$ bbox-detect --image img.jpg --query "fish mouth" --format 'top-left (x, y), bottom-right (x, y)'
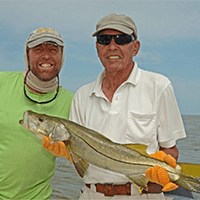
top-left (19, 111), bottom-right (44, 139)
top-left (19, 111), bottom-right (29, 129)
top-left (32, 131), bottom-right (44, 140)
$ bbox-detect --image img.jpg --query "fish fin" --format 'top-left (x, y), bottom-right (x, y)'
top-left (127, 174), bottom-right (149, 191)
top-left (64, 140), bottom-right (89, 177)
top-left (175, 173), bottom-right (200, 193)
top-left (70, 153), bottom-right (89, 178)
top-left (50, 125), bottom-right (70, 143)
top-left (178, 162), bottom-right (200, 178)
top-left (65, 143), bottom-right (73, 164)
top-left (124, 144), bottom-right (149, 157)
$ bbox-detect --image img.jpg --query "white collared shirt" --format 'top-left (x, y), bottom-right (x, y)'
top-left (70, 62), bottom-right (186, 183)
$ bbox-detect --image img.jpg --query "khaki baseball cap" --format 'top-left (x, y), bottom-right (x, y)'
top-left (92, 13), bottom-right (138, 40)
top-left (26, 27), bottom-right (64, 48)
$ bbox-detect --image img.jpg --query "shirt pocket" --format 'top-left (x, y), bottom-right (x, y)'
top-left (126, 112), bottom-right (156, 144)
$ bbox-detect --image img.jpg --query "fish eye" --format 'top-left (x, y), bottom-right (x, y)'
top-left (38, 118), bottom-right (44, 122)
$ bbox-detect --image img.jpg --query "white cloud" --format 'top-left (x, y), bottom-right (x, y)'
top-left (66, 53), bottom-right (99, 64)
top-left (136, 50), bottom-right (163, 66)
top-left (0, 1), bottom-right (200, 41)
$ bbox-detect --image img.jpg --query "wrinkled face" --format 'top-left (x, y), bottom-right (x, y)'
top-left (96, 29), bottom-right (140, 73)
top-left (28, 43), bottom-right (62, 81)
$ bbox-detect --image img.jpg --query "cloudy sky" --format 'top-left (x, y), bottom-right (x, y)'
top-left (0, 0), bottom-right (200, 115)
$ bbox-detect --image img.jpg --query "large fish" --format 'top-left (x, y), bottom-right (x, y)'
top-left (19, 110), bottom-right (200, 193)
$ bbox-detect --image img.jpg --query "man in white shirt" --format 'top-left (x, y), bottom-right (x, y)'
top-left (43, 13), bottom-right (187, 199)
top-left (70, 13), bottom-right (186, 199)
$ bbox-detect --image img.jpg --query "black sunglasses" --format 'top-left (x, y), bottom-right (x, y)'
top-left (97, 34), bottom-right (134, 45)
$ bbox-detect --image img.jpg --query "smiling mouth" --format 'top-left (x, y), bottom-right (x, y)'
top-left (108, 56), bottom-right (120, 59)
top-left (39, 63), bottom-right (53, 68)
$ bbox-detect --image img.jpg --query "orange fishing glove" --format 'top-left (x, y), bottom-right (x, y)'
top-left (145, 151), bottom-right (178, 192)
top-left (150, 151), bottom-right (176, 168)
top-left (42, 136), bottom-right (70, 161)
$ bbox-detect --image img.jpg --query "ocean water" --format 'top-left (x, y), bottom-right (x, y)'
top-left (50, 115), bottom-right (200, 200)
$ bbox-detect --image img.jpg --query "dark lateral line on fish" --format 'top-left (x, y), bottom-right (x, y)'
top-left (68, 132), bottom-right (153, 167)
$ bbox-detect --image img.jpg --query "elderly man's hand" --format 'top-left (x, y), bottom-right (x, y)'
top-left (145, 151), bottom-right (178, 192)
top-left (150, 151), bottom-right (177, 168)
top-left (42, 136), bottom-right (70, 161)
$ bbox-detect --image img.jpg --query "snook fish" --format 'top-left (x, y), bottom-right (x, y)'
top-left (19, 110), bottom-right (200, 193)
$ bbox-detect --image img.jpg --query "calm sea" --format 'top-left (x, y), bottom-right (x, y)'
top-left (50, 115), bottom-right (200, 200)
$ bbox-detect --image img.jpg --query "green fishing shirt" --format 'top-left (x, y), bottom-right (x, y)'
top-left (0, 71), bottom-right (74, 199)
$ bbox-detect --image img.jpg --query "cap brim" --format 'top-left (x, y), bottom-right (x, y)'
top-left (92, 24), bottom-right (133, 37)
top-left (27, 37), bottom-right (64, 48)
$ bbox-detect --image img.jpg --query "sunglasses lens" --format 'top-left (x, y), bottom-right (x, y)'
top-left (115, 35), bottom-right (133, 45)
top-left (97, 35), bottom-right (133, 45)
top-left (97, 35), bottom-right (112, 45)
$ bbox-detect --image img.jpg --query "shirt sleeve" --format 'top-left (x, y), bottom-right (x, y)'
top-left (157, 83), bottom-right (187, 148)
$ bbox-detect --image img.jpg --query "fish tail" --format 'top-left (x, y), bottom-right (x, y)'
top-left (175, 174), bottom-right (200, 193)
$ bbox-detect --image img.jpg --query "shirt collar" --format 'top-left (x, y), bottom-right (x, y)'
top-left (90, 61), bottom-right (141, 97)
top-left (125, 62), bottom-right (141, 85)
top-left (90, 70), bottom-right (105, 97)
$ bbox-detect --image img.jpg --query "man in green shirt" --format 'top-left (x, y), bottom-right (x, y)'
top-left (0, 27), bottom-right (73, 199)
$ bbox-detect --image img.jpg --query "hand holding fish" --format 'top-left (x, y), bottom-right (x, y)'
top-left (145, 151), bottom-right (178, 192)
top-left (150, 151), bottom-right (177, 168)
top-left (42, 136), bottom-right (70, 160)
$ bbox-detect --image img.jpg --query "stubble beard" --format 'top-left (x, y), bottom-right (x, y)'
top-left (31, 66), bottom-right (60, 82)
